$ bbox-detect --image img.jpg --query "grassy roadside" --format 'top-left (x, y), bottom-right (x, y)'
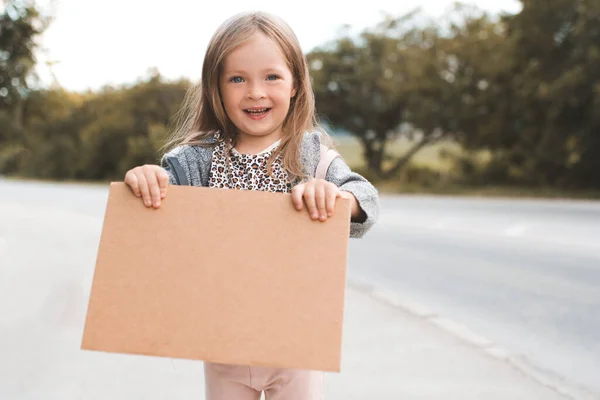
top-left (333, 135), bottom-right (460, 173)
top-left (6, 174), bottom-right (599, 200)
top-left (332, 135), bottom-right (600, 201)
top-left (3, 136), bottom-right (600, 200)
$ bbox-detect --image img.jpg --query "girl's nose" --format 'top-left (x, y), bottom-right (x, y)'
top-left (247, 83), bottom-right (266, 100)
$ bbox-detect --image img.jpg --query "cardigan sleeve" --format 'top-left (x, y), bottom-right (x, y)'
top-left (325, 157), bottom-right (380, 238)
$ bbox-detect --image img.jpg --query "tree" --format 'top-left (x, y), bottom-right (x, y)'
top-left (307, 9), bottom-right (499, 179)
top-left (308, 30), bottom-right (407, 178)
top-left (0, 0), bottom-right (50, 172)
top-left (431, 7), bottom-right (520, 184)
top-left (482, 0), bottom-right (600, 188)
top-left (0, 68), bottom-right (189, 180)
top-left (0, 0), bottom-right (49, 112)
top-left (34, 74), bottom-right (188, 180)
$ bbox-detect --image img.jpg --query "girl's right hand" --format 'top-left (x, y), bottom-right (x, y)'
top-left (124, 164), bottom-right (169, 208)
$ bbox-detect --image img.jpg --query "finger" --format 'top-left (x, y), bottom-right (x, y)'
top-left (157, 169), bottom-right (169, 199)
top-left (326, 185), bottom-right (340, 218)
top-left (144, 166), bottom-right (162, 208)
top-left (315, 183), bottom-right (327, 221)
top-left (291, 184), bottom-right (305, 210)
top-left (124, 170), bottom-right (141, 198)
top-left (303, 182), bottom-right (318, 220)
top-left (137, 173), bottom-right (152, 207)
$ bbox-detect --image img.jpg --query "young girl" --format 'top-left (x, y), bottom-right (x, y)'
top-left (124, 11), bottom-right (379, 400)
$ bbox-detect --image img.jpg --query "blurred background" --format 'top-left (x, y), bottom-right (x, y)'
top-left (1, 0), bottom-right (600, 399)
top-left (2, 0), bottom-right (599, 195)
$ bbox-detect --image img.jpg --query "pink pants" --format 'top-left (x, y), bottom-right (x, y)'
top-left (204, 362), bottom-right (324, 400)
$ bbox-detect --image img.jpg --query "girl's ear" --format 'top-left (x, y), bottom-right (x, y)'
top-left (291, 82), bottom-right (298, 98)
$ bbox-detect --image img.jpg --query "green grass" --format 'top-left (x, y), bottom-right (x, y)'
top-left (331, 135), bottom-right (461, 172)
top-left (6, 135), bottom-right (599, 200)
top-left (330, 135), bottom-right (600, 200)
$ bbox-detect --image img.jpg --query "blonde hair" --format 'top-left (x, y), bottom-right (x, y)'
top-left (163, 11), bottom-right (331, 179)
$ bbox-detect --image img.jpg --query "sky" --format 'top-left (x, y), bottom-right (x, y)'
top-left (34, 0), bottom-right (522, 92)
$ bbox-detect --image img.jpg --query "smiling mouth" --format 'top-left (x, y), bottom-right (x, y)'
top-left (244, 108), bottom-right (271, 116)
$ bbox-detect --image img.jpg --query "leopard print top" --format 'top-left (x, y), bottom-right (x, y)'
top-left (208, 135), bottom-right (292, 193)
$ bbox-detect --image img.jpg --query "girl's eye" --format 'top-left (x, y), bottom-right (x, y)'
top-left (267, 75), bottom-right (280, 81)
top-left (230, 76), bottom-right (244, 83)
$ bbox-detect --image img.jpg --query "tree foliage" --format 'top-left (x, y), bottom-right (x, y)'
top-left (2, 0), bottom-right (600, 190)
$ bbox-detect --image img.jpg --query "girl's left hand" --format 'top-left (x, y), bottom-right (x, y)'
top-left (292, 179), bottom-right (358, 222)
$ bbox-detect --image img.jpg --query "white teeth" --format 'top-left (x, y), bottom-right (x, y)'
top-left (246, 108), bottom-right (268, 113)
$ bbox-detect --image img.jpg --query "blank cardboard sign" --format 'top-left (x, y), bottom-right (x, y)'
top-left (81, 182), bottom-right (350, 372)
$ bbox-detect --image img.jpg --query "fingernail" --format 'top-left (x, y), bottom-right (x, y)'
top-left (154, 201), bottom-right (160, 207)
top-left (312, 212), bottom-right (318, 219)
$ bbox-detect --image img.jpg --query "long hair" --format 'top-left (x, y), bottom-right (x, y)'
top-left (163, 11), bottom-right (332, 179)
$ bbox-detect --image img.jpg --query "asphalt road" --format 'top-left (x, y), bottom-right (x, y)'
top-left (1, 178), bottom-right (599, 396)
top-left (349, 195), bottom-right (600, 395)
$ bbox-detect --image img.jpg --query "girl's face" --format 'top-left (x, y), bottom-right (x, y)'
top-left (219, 32), bottom-right (297, 144)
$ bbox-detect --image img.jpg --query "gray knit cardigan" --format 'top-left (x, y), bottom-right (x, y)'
top-left (160, 132), bottom-right (380, 238)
